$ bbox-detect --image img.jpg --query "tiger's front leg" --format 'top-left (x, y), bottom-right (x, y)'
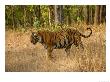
top-left (47, 47), bottom-right (53, 60)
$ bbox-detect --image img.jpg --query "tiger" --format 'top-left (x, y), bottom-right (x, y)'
top-left (30, 27), bottom-right (92, 59)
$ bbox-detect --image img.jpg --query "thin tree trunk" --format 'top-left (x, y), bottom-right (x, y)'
top-left (48, 6), bottom-right (51, 27)
top-left (59, 5), bottom-right (64, 27)
top-left (102, 5), bottom-right (106, 23)
top-left (37, 5), bottom-right (41, 23)
top-left (94, 5), bottom-right (100, 25)
top-left (100, 5), bottom-right (103, 24)
top-left (89, 6), bottom-right (93, 24)
top-left (90, 6), bottom-right (93, 24)
top-left (11, 5), bottom-right (15, 29)
top-left (48, 5), bottom-right (54, 27)
top-left (33, 5), bottom-right (41, 27)
top-left (66, 6), bottom-right (71, 25)
top-left (34, 5), bottom-right (40, 20)
top-left (54, 5), bottom-right (58, 25)
top-left (83, 6), bottom-right (88, 24)
top-left (87, 5), bottom-right (90, 25)
top-left (23, 5), bottom-right (26, 28)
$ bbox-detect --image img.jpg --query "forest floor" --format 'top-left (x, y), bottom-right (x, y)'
top-left (5, 25), bottom-right (106, 72)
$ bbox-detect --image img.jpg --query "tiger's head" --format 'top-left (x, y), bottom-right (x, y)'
top-left (30, 32), bottom-right (41, 45)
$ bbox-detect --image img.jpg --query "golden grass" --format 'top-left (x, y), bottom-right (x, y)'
top-left (5, 25), bottom-right (106, 72)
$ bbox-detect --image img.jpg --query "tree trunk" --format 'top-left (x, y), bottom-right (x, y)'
top-left (59, 5), bottom-right (64, 27)
top-left (102, 5), bottom-right (106, 23)
top-left (48, 6), bottom-right (51, 27)
top-left (94, 5), bottom-right (100, 25)
top-left (33, 5), bottom-right (41, 27)
top-left (23, 5), bottom-right (26, 28)
top-left (27, 8), bottom-right (33, 26)
top-left (54, 5), bottom-right (59, 25)
top-left (34, 5), bottom-right (41, 20)
top-left (66, 6), bottom-right (71, 25)
top-left (38, 5), bottom-right (41, 22)
top-left (87, 5), bottom-right (90, 25)
top-left (48, 5), bottom-right (54, 27)
top-left (90, 6), bottom-right (93, 24)
top-left (100, 5), bottom-right (103, 23)
top-left (11, 5), bottom-right (15, 29)
top-left (89, 6), bottom-right (93, 24)
top-left (83, 6), bottom-right (88, 24)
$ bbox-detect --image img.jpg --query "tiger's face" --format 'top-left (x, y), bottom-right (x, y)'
top-left (30, 32), bottom-right (39, 45)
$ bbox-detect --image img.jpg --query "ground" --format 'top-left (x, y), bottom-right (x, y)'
top-left (5, 25), bottom-right (106, 72)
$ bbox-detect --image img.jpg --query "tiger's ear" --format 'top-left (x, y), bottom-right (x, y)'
top-left (32, 32), bottom-right (36, 36)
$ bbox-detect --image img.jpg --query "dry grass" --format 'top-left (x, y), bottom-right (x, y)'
top-left (5, 25), bottom-right (106, 72)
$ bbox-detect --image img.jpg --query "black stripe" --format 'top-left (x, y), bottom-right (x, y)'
top-left (64, 38), bottom-right (66, 47)
top-left (59, 41), bottom-right (62, 48)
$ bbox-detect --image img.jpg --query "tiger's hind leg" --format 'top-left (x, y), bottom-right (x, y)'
top-left (65, 44), bottom-right (72, 56)
top-left (80, 41), bottom-right (84, 50)
top-left (77, 41), bottom-right (84, 51)
top-left (74, 37), bottom-right (84, 50)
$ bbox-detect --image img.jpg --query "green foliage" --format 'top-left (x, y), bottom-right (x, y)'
top-left (33, 17), bottom-right (40, 28)
top-left (40, 5), bottom-right (49, 26)
top-left (5, 5), bottom-right (105, 30)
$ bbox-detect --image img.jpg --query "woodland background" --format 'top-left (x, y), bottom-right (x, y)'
top-left (5, 5), bottom-right (106, 29)
top-left (5, 5), bottom-right (106, 72)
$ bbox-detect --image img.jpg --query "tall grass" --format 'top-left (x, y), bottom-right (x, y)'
top-left (5, 24), bottom-right (106, 72)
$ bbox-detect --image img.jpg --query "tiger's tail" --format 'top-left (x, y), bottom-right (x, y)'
top-left (80, 28), bottom-right (92, 38)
